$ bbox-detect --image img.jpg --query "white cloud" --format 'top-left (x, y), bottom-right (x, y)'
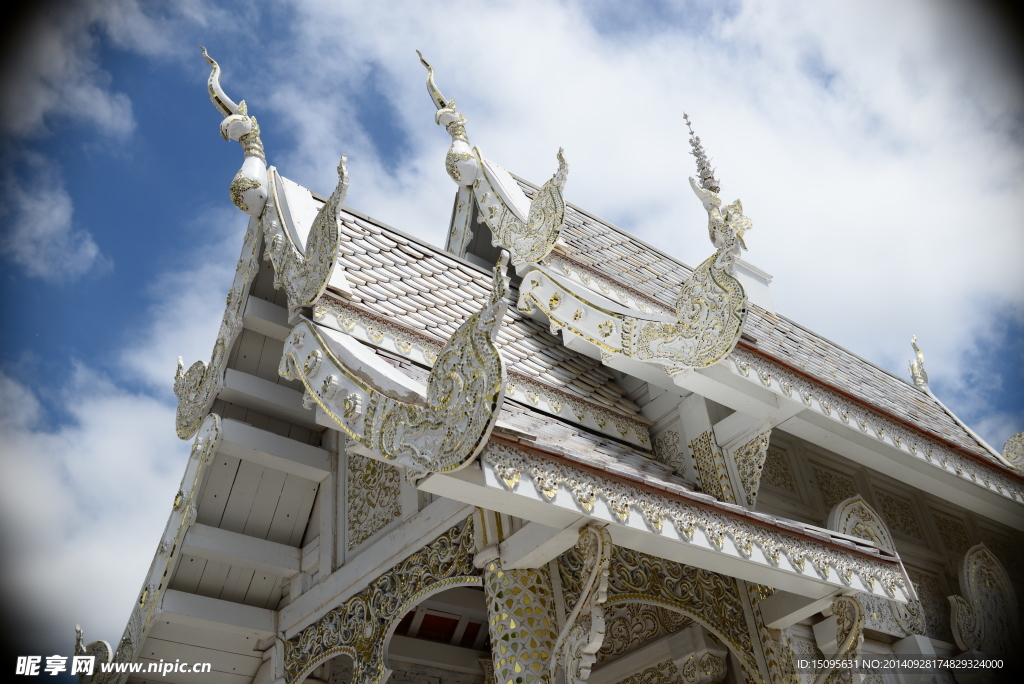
top-left (247, 0), bottom-right (1022, 445)
top-left (0, 207), bottom-right (244, 652)
top-left (0, 151), bottom-right (107, 282)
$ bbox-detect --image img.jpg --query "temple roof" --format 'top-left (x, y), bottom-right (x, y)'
top-left (315, 177), bottom-right (1011, 477)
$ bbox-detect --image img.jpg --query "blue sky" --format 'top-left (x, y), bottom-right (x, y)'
top-left (1, 0), bottom-right (1022, 659)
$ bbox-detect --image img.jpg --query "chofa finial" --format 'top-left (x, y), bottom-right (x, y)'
top-left (909, 335), bottom-right (929, 387)
top-left (683, 113), bottom-right (721, 194)
top-left (417, 50), bottom-right (455, 111)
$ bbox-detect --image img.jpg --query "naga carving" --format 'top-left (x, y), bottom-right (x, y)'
top-left (281, 252), bottom-right (509, 478)
top-left (515, 114), bottom-right (750, 371)
top-left (947, 543), bottom-right (1022, 655)
top-left (202, 47), bottom-right (268, 217)
top-left (908, 335), bottom-right (929, 387)
top-left (551, 525), bottom-right (612, 683)
top-left (263, 156), bottom-right (350, 313)
top-left (419, 52), bottom-right (569, 266)
top-left (812, 595), bottom-right (865, 684)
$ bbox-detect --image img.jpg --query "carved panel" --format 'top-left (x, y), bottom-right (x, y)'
top-left (653, 429), bottom-right (683, 472)
top-left (618, 660), bottom-right (679, 684)
top-left (874, 489), bottom-right (923, 539)
top-left (346, 453), bottom-right (402, 550)
top-left (933, 514), bottom-right (971, 555)
top-left (906, 567), bottom-right (953, 644)
top-left (747, 584), bottom-right (799, 684)
top-left (689, 431), bottom-right (735, 502)
top-left (762, 446), bottom-right (797, 493)
top-left (813, 467), bottom-right (857, 510)
top-left (282, 518), bottom-right (478, 684)
top-left (733, 430), bottom-right (771, 507)
top-left (597, 603), bottom-right (691, 665)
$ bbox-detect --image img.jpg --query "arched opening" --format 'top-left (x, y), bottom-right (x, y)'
top-left (585, 599), bottom-right (762, 684)
top-left (383, 585), bottom-right (492, 683)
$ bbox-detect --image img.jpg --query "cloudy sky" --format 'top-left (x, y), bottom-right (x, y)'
top-left (1, 0), bottom-right (1022, 660)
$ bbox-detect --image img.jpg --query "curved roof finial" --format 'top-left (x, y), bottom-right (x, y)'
top-left (201, 46), bottom-right (241, 117)
top-left (683, 112), bottom-right (721, 194)
top-left (417, 50), bottom-right (455, 111)
top-left (909, 335), bottom-right (929, 387)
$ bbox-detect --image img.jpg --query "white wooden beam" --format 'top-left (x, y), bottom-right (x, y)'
top-left (182, 523), bottom-right (301, 578)
top-left (158, 589), bottom-right (276, 638)
top-left (219, 368), bottom-right (317, 429)
top-left (242, 297), bottom-right (290, 341)
top-left (499, 519), bottom-right (587, 570)
top-left (757, 589), bottom-right (840, 630)
top-left (219, 418), bottom-right (330, 482)
top-left (388, 635), bottom-right (485, 674)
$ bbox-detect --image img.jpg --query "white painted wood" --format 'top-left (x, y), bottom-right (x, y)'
top-left (388, 635), bottom-right (485, 675)
top-left (266, 474), bottom-right (320, 546)
top-left (499, 519), bottom-right (587, 570)
top-left (182, 523), bottom-right (301, 578)
top-left (220, 369), bottom-right (317, 429)
top-left (219, 418), bottom-right (331, 482)
top-left (758, 589), bottom-right (839, 630)
top-left (132, 661), bottom-right (252, 684)
top-left (243, 570), bottom-right (281, 610)
top-left (147, 620), bottom-right (263, 656)
top-left (243, 296), bottom-right (290, 341)
top-left (242, 468), bottom-right (288, 539)
top-left (219, 461), bottom-right (265, 534)
top-left (195, 560), bottom-right (233, 600)
top-left (169, 554), bottom-right (209, 595)
top-left (139, 637), bottom-right (262, 677)
top-left (159, 589), bottom-right (275, 638)
top-left (280, 498), bottom-right (474, 637)
top-left (196, 454), bottom-right (242, 528)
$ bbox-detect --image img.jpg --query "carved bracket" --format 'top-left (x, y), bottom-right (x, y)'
top-left (551, 525), bottom-right (612, 683)
top-left (281, 253), bottom-right (509, 478)
top-left (812, 595), bottom-right (865, 684)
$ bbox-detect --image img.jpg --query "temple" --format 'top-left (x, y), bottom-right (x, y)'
top-left (76, 50), bottom-right (1024, 684)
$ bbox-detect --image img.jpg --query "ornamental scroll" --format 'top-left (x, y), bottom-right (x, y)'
top-left (281, 252), bottom-right (509, 478)
top-left (419, 52), bottom-right (569, 266)
top-left (282, 518), bottom-right (479, 684)
top-left (551, 525), bottom-right (612, 683)
top-left (827, 496), bottom-right (926, 638)
top-left (947, 543), bottom-right (1022, 656)
top-left (1003, 432), bottom-right (1024, 475)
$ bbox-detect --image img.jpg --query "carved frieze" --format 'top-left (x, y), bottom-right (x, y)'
top-left (597, 604), bottom-right (691, 665)
top-left (281, 254), bottom-right (509, 478)
top-left (813, 467), bottom-right (857, 511)
top-left (486, 444), bottom-right (912, 602)
top-left (283, 518), bottom-right (478, 684)
top-left (728, 347), bottom-right (1024, 504)
top-left (933, 514), bottom-right (971, 556)
top-left (874, 489), bottom-right (923, 540)
top-left (762, 446), bottom-right (797, 493)
top-left (828, 496), bottom-right (926, 638)
top-left (1003, 432), bottom-right (1024, 474)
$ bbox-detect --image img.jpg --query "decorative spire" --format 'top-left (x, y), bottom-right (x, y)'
top-left (909, 335), bottom-right (929, 387)
top-left (684, 112), bottom-right (721, 194)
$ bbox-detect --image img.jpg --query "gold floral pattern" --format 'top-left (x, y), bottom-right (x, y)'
top-left (346, 453), bottom-right (402, 550)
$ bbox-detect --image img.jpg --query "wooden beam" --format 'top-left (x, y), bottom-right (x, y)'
top-left (219, 369), bottom-right (317, 429)
top-left (243, 297), bottom-right (290, 341)
top-left (182, 523), bottom-right (301, 578)
top-left (499, 519), bottom-right (587, 570)
top-left (219, 418), bottom-right (330, 482)
top-left (158, 589), bottom-right (275, 638)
